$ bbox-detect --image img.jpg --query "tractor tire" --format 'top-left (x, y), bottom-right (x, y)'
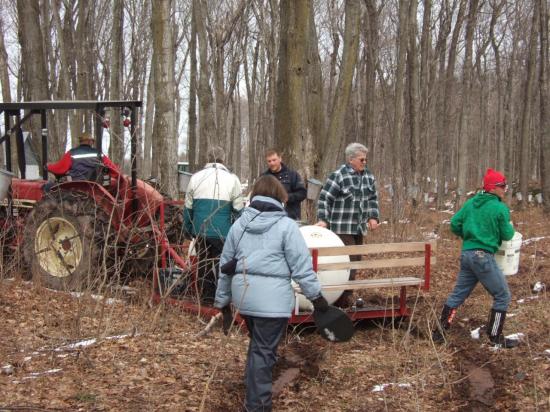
top-left (23, 191), bottom-right (108, 291)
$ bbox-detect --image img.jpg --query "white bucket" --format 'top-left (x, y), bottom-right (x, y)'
top-left (295, 225), bottom-right (350, 310)
top-left (0, 169), bottom-right (14, 201)
top-left (495, 232), bottom-right (522, 276)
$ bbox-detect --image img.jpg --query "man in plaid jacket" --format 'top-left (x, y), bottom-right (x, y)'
top-left (316, 142), bottom-right (380, 306)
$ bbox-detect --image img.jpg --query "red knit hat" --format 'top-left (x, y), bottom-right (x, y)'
top-left (483, 168), bottom-right (507, 191)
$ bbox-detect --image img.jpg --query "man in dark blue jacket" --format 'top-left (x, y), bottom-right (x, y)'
top-left (262, 149), bottom-right (306, 220)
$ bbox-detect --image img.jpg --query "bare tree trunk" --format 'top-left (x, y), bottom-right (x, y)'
top-left (419, 0), bottom-right (432, 195)
top-left (0, 14), bottom-right (11, 104)
top-left (74, 1), bottom-right (93, 138)
top-left (390, 0), bottom-right (410, 219)
top-left (144, 60), bottom-right (155, 178)
top-left (456, 0), bottom-right (479, 208)
top-left (275, 0), bottom-right (310, 177)
top-left (188, 0), bottom-right (198, 172)
top-left (518, 4), bottom-right (539, 207)
top-left (109, 0), bottom-right (125, 165)
top-left (0, 13), bottom-right (11, 167)
top-left (195, 0), bottom-right (216, 163)
top-left (407, 0), bottom-right (420, 203)
top-left (306, 3), bottom-right (324, 177)
top-left (364, 1), bottom-right (380, 157)
top-left (539, 0), bottom-right (550, 213)
top-left (490, 1), bottom-right (506, 171)
top-left (151, 0), bottom-right (177, 197)
top-left (16, 0), bottom-right (50, 172)
top-left (320, 0), bottom-right (360, 176)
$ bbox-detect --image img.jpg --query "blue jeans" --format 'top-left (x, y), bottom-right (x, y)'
top-left (446, 249), bottom-right (511, 312)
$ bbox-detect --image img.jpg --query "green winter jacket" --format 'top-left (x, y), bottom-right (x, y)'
top-left (450, 192), bottom-right (515, 253)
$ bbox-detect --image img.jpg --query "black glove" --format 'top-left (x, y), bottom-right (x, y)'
top-left (311, 295), bottom-right (329, 313)
top-left (221, 305), bottom-right (233, 335)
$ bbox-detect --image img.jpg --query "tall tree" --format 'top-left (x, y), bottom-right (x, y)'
top-left (109, 0), bottom-right (125, 165)
top-left (518, 3), bottom-right (539, 206)
top-left (319, 0), bottom-right (360, 176)
top-left (16, 0), bottom-right (50, 171)
top-left (275, 0), bottom-right (311, 177)
top-left (151, 0), bottom-right (177, 197)
top-left (538, 0), bottom-right (550, 213)
top-left (456, 0), bottom-right (479, 208)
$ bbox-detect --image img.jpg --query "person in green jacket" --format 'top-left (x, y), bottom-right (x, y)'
top-left (433, 168), bottom-right (519, 348)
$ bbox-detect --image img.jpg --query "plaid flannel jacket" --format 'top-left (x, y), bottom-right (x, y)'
top-left (317, 164), bottom-right (380, 235)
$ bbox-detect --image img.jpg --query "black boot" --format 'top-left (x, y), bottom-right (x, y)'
top-left (487, 309), bottom-right (519, 348)
top-left (432, 305), bottom-right (457, 343)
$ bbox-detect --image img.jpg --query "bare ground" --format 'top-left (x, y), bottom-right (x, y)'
top-left (0, 205), bottom-right (549, 411)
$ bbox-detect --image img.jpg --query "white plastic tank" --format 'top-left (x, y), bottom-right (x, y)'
top-left (295, 225), bottom-right (350, 310)
top-left (495, 232), bottom-right (522, 276)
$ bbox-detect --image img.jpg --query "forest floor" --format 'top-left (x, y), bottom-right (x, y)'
top-left (0, 201), bottom-right (549, 411)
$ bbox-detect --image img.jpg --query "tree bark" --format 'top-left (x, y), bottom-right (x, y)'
top-left (456, 0), bottom-right (479, 208)
top-left (538, 0), bottom-right (550, 213)
top-left (151, 0), bottom-right (177, 197)
top-left (320, 0), bottom-right (360, 176)
top-left (518, 4), bottom-right (539, 206)
top-left (109, 0), bottom-right (125, 165)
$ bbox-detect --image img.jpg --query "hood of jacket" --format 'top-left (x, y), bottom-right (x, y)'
top-left (472, 191), bottom-right (501, 208)
top-left (236, 195), bottom-right (287, 234)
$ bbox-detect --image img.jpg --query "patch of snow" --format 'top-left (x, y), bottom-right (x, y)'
top-left (1, 364), bottom-right (14, 375)
top-left (69, 292), bottom-right (123, 305)
top-left (23, 356), bottom-right (32, 362)
top-left (544, 349), bottom-right (550, 356)
top-left (516, 296), bottom-right (539, 304)
top-left (470, 327), bottom-right (481, 340)
top-left (523, 236), bottom-right (547, 245)
top-left (441, 219), bottom-right (451, 224)
top-left (533, 282), bottom-right (545, 293)
top-left (372, 382), bottom-right (412, 392)
top-left (505, 333), bottom-right (525, 341)
top-left (441, 210), bottom-right (454, 215)
top-left (399, 219), bottom-right (411, 224)
top-left (22, 368), bottom-right (62, 380)
top-left (423, 232), bottom-right (440, 240)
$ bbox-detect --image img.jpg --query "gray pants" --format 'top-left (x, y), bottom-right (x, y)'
top-left (446, 249), bottom-right (511, 312)
top-left (243, 316), bottom-right (288, 412)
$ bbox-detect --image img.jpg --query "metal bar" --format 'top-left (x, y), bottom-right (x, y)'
top-left (0, 100), bottom-right (143, 111)
top-left (130, 105), bottom-right (137, 215)
top-left (424, 243), bottom-right (431, 291)
top-left (40, 110), bottom-right (48, 180)
top-left (4, 112), bottom-right (11, 171)
top-left (94, 105), bottom-right (104, 152)
top-left (15, 113), bottom-right (26, 179)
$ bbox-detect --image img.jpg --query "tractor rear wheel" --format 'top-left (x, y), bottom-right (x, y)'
top-left (23, 191), bottom-right (108, 290)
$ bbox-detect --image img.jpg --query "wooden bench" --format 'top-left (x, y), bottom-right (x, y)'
top-left (290, 241), bottom-right (436, 322)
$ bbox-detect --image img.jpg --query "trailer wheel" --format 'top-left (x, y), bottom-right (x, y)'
top-left (23, 191), bottom-right (107, 290)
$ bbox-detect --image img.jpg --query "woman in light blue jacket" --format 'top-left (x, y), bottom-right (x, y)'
top-left (214, 175), bottom-right (328, 412)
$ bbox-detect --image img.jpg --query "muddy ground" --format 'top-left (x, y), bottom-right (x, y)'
top-left (0, 204), bottom-right (549, 411)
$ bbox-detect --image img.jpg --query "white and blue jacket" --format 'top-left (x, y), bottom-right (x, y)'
top-left (183, 163), bottom-right (243, 240)
top-left (214, 195), bottom-right (322, 318)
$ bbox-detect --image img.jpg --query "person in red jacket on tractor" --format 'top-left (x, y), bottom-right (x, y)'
top-left (433, 168), bottom-right (519, 349)
top-left (46, 132), bottom-right (120, 184)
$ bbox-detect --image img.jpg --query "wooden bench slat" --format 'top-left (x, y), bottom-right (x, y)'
top-left (313, 241), bottom-right (436, 256)
top-left (317, 256), bottom-right (439, 271)
top-left (294, 277), bottom-right (423, 293)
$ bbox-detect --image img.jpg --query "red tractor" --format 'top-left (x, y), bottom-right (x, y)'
top-left (0, 101), bottom-right (185, 291)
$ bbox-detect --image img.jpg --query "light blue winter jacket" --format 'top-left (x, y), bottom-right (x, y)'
top-left (214, 195), bottom-right (322, 318)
